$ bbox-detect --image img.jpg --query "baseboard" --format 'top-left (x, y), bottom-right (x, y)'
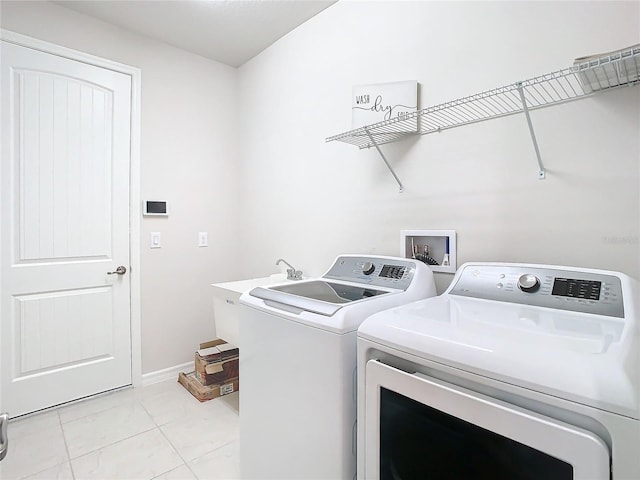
top-left (142, 361), bottom-right (192, 386)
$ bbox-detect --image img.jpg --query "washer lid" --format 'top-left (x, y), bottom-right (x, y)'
top-left (358, 294), bottom-right (640, 419)
top-left (270, 280), bottom-right (389, 303)
top-left (249, 281), bottom-right (390, 317)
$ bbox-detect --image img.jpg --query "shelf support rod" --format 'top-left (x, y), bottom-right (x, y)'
top-left (517, 82), bottom-right (546, 180)
top-left (365, 128), bottom-right (405, 193)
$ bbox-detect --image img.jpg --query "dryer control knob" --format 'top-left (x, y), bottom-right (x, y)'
top-left (362, 262), bottom-right (376, 275)
top-left (517, 274), bottom-right (541, 293)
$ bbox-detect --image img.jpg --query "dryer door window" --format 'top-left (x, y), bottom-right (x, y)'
top-left (380, 387), bottom-right (572, 479)
top-left (364, 360), bottom-right (610, 480)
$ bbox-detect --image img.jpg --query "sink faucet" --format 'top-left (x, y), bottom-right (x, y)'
top-left (276, 258), bottom-right (303, 281)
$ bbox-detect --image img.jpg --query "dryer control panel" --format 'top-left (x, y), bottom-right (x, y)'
top-left (449, 264), bottom-right (626, 318)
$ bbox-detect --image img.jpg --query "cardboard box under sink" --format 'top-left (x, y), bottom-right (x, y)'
top-left (178, 338), bottom-right (240, 402)
top-left (194, 339), bottom-right (239, 386)
top-left (178, 371), bottom-right (238, 402)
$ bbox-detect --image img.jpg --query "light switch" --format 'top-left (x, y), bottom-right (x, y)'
top-left (198, 232), bottom-right (208, 247)
top-left (151, 232), bottom-right (161, 248)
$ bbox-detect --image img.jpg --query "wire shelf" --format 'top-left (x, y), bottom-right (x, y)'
top-left (326, 44), bottom-right (640, 150)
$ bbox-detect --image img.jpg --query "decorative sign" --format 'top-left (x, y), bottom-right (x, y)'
top-left (352, 80), bottom-right (418, 131)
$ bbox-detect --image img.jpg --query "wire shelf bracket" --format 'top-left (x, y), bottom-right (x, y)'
top-left (517, 82), bottom-right (546, 180)
top-left (326, 44), bottom-right (640, 185)
top-left (365, 128), bottom-right (405, 193)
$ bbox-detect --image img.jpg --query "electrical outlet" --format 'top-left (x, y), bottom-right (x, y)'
top-left (198, 232), bottom-right (208, 247)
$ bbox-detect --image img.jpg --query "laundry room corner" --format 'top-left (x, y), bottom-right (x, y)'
top-left (236, 1), bottom-right (640, 289)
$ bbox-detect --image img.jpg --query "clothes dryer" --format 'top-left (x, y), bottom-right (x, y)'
top-left (357, 262), bottom-right (639, 479)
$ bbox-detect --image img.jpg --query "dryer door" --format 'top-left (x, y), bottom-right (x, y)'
top-left (364, 360), bottom-right (610, 480)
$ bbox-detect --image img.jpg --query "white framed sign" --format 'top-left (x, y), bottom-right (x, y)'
top-left (352, 80), bottom-right (418, 131)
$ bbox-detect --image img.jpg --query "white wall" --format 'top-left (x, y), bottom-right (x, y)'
top-left (2, 0), bottom-right (639, 376)
top-left (237, 1), bottom-right (640, 292)
top-left (1, 1), bottom-right (241, 374)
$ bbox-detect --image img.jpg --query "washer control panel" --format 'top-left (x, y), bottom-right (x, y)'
top-left (450, 264), bottom-right (625, 318)
top-left (324, 255), bottom-right (416, 290)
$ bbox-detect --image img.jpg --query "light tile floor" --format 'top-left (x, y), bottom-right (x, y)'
top-left (0, 379), bottom-right (240, 480)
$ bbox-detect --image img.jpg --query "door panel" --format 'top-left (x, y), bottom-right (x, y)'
top-left (18, 69), bottom-right (113, 261)
top-left (16, 287), bottom-right (113, 374)
top-left (1, 41), bottom-right (132, 417)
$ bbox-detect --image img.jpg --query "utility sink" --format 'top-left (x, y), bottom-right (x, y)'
top-left (211, 273), bottom-right (290, 297)
top-left (211, 274), bottom-right (295, 347)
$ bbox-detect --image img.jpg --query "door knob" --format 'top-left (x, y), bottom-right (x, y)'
top-left (107, 266), bottom-right (127, 275)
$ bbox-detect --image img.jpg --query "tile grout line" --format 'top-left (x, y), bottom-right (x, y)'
top-left (67, 424), bottom-right (159, 462)
top-left (144, 392), bottom-right (240, 480)
top-left (57, 408), bottom-right (78, 480)
top-left (11, 381), bottom-right (233, 479)
top-left (64, 399), bottom-right (157, 462)
top-left (10, 409), bottom-right (74, 480)
top-left (137, 400), bottom-right (195, 480)
top-left (159, 423), bottom-right (240, 480)
top-left (57, 391), bottom-right (139, 426)
top-left (154, 423), bottom-right (198, 480)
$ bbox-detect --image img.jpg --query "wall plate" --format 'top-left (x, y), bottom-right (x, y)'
top-left (400, 230), bottom-right (456, 273)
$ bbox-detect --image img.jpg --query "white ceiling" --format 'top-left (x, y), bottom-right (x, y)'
top-left (54, 0), bottom-right (337, 68)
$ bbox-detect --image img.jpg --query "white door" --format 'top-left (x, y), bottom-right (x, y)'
top-left (0, 41), bottom-right (133, 417)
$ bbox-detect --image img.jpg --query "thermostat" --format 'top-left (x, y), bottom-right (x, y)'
top-left (143, 200), bottom-right (169, 216)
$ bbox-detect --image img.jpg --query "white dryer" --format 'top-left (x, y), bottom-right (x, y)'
top-left (239, 255), bottom-right (437, 479)
top-left (357, 262), bottom-right (639, 479)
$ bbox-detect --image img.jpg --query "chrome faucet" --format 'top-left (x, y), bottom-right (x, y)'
top-left (276, 258), bottom-right (303, 281)
top-left (0, 412), bottom-right (8, 462)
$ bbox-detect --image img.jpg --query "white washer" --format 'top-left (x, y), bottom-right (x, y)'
top-left (357, 262), bottom-right (639, 480)
top-left (239, 255), bottom-right (437, 479)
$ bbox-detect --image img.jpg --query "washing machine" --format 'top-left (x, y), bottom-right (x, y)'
top-left (357, 262), bottom-right (639, 480)
top-left (239, 254), bottom-right (437, 479)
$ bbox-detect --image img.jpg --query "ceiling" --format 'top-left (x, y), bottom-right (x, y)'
top-left (54, 0), bottom-right (337, 68)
